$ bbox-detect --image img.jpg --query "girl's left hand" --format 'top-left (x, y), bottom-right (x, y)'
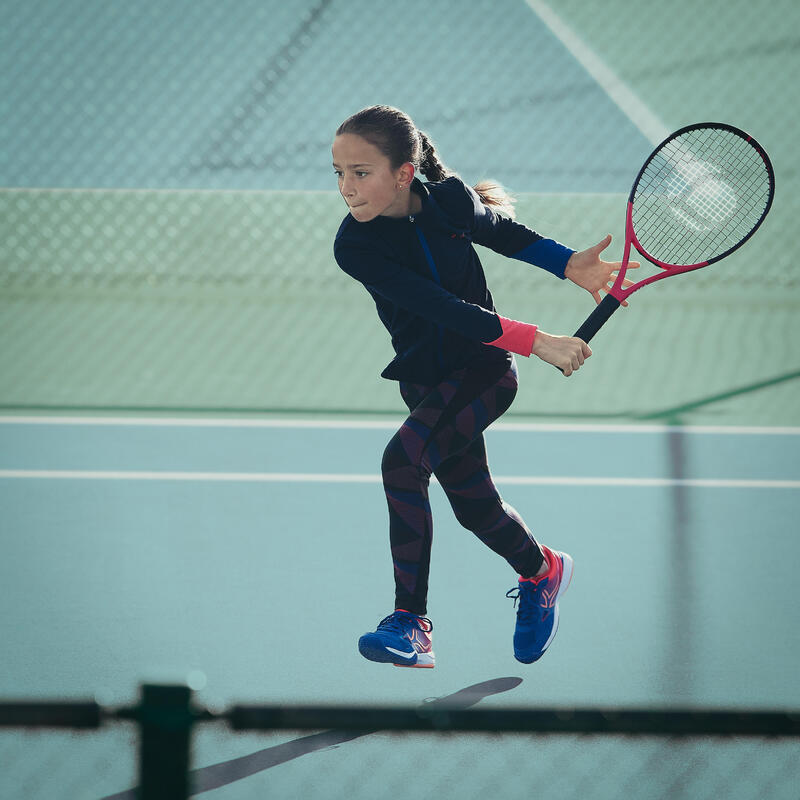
top-left (564, 234), bottom-right (639, 306)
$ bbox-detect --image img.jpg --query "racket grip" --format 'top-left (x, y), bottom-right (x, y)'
top-left (573, 293), bottom-right (621, 343)
top-left (553, 294), bottom-right (622, 374)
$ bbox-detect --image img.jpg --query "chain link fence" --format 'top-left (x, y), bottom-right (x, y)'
top-left (1, 0), bottom-right (799, 423)
top-left (2, 685), bottom-right (799, 800)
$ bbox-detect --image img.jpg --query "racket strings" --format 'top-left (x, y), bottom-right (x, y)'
top-left (632, 127), bottom-right (772, 266)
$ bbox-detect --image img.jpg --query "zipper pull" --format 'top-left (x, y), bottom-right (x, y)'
top-left (408, 215), bottom-right (415, 223)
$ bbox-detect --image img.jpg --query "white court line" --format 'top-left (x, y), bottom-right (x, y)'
top-left (1, 416), bottom-right (799, 435)
top-left (524, 0), bottom-right (670, 145)
top-left (0, 470), bottom-right (797, 489)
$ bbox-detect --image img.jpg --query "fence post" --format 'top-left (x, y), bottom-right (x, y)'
top-left (138, 684), bottom-right (193, 800)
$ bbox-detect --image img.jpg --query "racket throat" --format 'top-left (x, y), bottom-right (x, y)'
top-left (609, 200), bottom-right (637, 300)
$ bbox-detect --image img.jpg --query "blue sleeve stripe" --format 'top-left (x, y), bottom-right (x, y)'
top-left (513, 239), bottom-right (574, 279)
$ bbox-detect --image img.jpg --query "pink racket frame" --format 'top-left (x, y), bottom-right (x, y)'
top-left (608, 200), bottom-right (711, 303)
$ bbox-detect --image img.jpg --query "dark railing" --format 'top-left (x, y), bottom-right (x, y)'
top-left (2, 684), bottom-right (799, 800)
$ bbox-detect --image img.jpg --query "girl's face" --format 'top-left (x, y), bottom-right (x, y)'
top-left (332, 133), bottom-right (414, 222)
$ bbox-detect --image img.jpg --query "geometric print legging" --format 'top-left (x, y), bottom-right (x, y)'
top-left (381, 358), bottom-right (545, 615)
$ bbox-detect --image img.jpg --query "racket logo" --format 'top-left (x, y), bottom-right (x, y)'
top-left (656, 157), bottom-right (737, 232)
top-left (669, 175), bottom-right (738, 232)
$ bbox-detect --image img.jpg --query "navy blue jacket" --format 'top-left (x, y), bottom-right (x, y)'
top-left (334, 176), bottom-right (573, 385)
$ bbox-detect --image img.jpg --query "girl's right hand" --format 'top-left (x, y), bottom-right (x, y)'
top-left (531, 330), bottom-right (592, 376)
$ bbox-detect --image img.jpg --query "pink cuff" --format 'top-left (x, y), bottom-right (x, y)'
top-left (485, 315), bottom-right (537, 357)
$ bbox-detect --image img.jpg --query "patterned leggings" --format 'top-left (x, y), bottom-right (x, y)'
top-left (382, 358), bottom-right (545, 615)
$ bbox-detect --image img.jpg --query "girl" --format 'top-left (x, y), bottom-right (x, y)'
top-left (332, 105), bottom-right (630, 668)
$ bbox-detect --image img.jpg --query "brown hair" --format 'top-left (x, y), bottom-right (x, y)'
top-left (336, 105), bottom-right (516, 218)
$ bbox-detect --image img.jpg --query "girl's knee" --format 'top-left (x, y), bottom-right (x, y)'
top-left (382, 430), bottom-right (430, 483)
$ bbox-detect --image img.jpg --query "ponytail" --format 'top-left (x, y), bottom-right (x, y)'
top-left (417, 131), bottom-right (449, 182)
top-left (418, 130), bottom-right (516, 219)
top-left (336, 105), bottom-right (516, 218)
top-left (472, 180), bottom-right (516, 219)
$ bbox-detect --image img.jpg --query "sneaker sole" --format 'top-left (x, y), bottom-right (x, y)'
top-left (394, 652), bottom-right (435, 669)
top-left (358, 638), bottom-right (436, 668)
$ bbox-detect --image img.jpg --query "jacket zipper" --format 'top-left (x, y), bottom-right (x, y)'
top-left (410, 217), bottom-right (445, 369)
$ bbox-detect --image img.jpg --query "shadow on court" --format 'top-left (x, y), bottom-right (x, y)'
top-left (102, 677), bottom-right (523, 799)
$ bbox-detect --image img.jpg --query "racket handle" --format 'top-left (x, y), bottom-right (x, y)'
top-left (573, 293), bottom-right (621, 343)
top-left (554, 294), bottom-right (621, 374)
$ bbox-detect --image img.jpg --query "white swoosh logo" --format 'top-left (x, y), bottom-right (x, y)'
top-left (386, 646), bottom-right (416, 659)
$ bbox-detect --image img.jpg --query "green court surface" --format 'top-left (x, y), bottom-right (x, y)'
top-left (1, 0), bottom-right (798, 424)
top-left (2, 0), bottom-right (799, 796)
top-left (2, 189), bottom-right (798, 425)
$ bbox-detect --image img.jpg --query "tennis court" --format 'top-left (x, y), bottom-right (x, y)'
top-left (1, 0), bottom-right (799, 797)
top-left (2, 416), bottom-right (799, 797)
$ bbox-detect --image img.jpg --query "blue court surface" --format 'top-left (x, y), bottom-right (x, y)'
top-left (0, 417), bottom-right (800, 798)
top-left (2, 416), bottom-right (799, 797)
top-left (0, 0), bottom-right (649, 193)
top-left (3, 415), bottom-right (799, 707)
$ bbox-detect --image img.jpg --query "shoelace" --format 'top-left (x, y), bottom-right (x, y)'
top-left (376, 611), bottom-right (433, 634)
top-left (506, 583), bottom-right (542, 622)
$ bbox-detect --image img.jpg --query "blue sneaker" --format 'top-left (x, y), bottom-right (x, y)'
top-left (506, 546), bottom-right (573, 664)
top-left (358, 610), bottom-right (435, 668)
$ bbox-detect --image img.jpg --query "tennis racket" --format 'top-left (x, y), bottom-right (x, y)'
top-left (573, 122), bottom-right (775, 345)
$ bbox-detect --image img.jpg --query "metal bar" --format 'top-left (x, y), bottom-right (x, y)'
top-left (227, 705), bottom-right (800, 737)
top-left (0, 701), bottom-right (102, 728)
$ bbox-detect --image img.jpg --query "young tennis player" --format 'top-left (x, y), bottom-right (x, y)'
top-left (333, 105), bottom-right (630, 668)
